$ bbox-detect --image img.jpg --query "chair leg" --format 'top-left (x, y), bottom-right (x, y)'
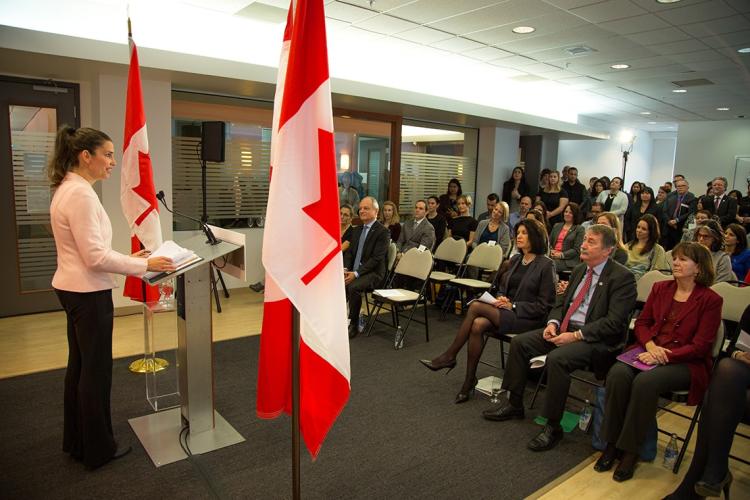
top-left (364, 302), bottom-right (383, 337)
top-left (500, 338), bottom-right (506, 369)
top-left (529, 366), bottom-right (547, 410)
top-left (423, 296), bottom-right (430, 343)
top-left (674, 402), bottom-right (702, 474)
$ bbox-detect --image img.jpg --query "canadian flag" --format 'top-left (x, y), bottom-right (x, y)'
top-left (121, 30), bottom-right (162, 302)
top-left (256, 0), bottom-right (350, 458)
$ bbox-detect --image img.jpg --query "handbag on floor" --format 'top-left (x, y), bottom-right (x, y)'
top-left (590, 386), bottom-right (657, 461)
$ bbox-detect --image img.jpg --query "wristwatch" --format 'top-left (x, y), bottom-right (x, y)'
top-left (511, 303), bottom-right (516, 311)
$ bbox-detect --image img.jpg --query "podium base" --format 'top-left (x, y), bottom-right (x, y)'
top-left (128, 408), bottom-right (245, 467)
top-left (128, 357), bottom-right (169, 373)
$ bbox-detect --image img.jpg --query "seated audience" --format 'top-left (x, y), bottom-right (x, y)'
top-left (509, 195), bottom-right (533, 235)
top-left (549, 203), bottom-right (585, 274)
top-left (681, 209), bottom-right (712, 243)
top-left (532, 200), bottom-right (552, 233)
top-left (665, 305), bottom-right (750, 499)
top-left (471, 202), bottom-right (511, 257)
top-left (692, 220), bottom-right (736, 283)
top-left (625, 214), bottom-right (669, 280)
top-left (396, 200), bottom-right (436, 255)
top-left (340, 204), bottom-right (354, 252)
top-left (447, 195), bottom-right (478, 249)
top-left (426, 196), bottom-right (447, 247)
top-left (438, 178), bottom-right (461, 219)
top-left (582, 201), bottom-right (604, 228)
top-left (482, 225), bottom-right (637, 453)
top-left (421, 219), bottom-right (555, 402)
top-left (379, 200), bottom-right (401, 242)
top-left (725, 223), bottom-right (750, 282)
top-left (624, 186), bottom-right (663, 242)
top-left (476, 193), bottom-right (500, 222)
top-left (595, 212), bottom-right (628, 265)
top-left (502, 167), bottom-right (530, 216)
top-left (596, 242), bottom-right (721, 482)
top-left (343, 197), bottom-right (390, 338)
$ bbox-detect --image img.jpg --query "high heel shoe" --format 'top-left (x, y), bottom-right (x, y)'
top-left (419, 358), bottom-right (456, 374)
top-left (454, 378), bottom-right (477, 404)
top-left (695, 470), bottom-right (733, 498)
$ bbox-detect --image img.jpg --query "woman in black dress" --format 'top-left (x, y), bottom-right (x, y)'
top-left (438, 178), bottom-right (462, 219)
top-left (447, 195), bottom-right (478, 249)
top-left (502, 167), bottom-right (530, 215)
top-left (623, 186), bottom-right (663, 242)
top-left (426, 195), bottom-right (447, 249)
top-left (537, 170), bottom-right (569, 225)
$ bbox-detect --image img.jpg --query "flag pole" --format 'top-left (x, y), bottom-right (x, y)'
top-left (292, 306), bottom-right (301, 500)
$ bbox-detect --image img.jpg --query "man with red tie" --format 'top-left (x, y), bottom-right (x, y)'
top-left (699, 176), bottom-right (738, 228)
top-left (483, 225), bottom-right (636, 452)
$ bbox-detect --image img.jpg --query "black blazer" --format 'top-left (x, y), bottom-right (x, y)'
top-left (549, 259), bottom-right (637, 346)
top-left (663, 192), bottom-right (696, 227)
top-left (495, 254), bottom-right (556, 321)
top-left (699, 194), bottom-right (738, 227)
top-left (342, 221), bottom-right (390, 282)
top-left (623, 202), bottom-right (665, 241)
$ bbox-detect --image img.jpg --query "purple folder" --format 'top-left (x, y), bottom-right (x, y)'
top-left (617, 346), bottom-right (657, 371)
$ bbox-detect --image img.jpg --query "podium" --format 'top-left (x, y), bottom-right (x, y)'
top-left (128, 228), bottom-right (247, 467)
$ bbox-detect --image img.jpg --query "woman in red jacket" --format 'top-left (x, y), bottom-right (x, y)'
top-left (593, 242), bottom-right (722, 482)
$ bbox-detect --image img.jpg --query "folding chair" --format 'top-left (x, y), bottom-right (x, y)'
top-left (428, 238), bottom-right (467, 308)
top-left (657, 324), bottom-right (725, 473)
top-left (630, 270), bottom-right (673, 329)
top-left (364, 242), bottom-right (398, 318)
top-left (711, 281), bottom-right (750, 347)
top-left (447, 242), bottom-right (503, 314)
top-left (364, 248), bottom-right (434, 350)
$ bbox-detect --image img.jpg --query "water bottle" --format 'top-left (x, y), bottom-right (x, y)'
top-left (578, 400), bottom-right (593, 432)
top-left (358, 313), bottom-right (366, 333)
top-left (395, 326), bottom-right (404, 349)
top-left (663, 433), bottom-right (679, 470)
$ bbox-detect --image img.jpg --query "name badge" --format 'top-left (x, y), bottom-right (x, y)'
top-left (680, 203), bottom-right (689, 208)
top-left (488, 240), bottom-right (496, 246)
top-left (418, 244), bottom-right (427, 252)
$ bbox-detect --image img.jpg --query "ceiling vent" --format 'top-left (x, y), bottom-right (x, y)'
top-left (671, 78), bottom-right (714, 88)
top-left (235, 2), bottom-right (288, 23)
top-left (563, 45), bottom-right (597, 56)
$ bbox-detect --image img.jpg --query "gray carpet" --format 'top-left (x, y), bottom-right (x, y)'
top-left (0, 308), bottom-right (596, 499)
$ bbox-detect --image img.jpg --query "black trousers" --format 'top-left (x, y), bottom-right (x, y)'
top-left (670, 358), bottom-right (750, 499)
top-left (502, 328), bottom-right (597, 423)
top-left (602, 361), bottom-right (690, 454)
top-left (55, 288), bottom-right (117, 468)
top-left (345, 273), bottom-right (382, 323)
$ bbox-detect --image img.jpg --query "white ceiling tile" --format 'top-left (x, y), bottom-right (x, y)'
top-left (569, 0), bottom-right (648, 23)
top-left (354, 14), bottom-right (419, 34)
top-left (685, 59), bottom-right (742, 72)
top-left (430, 36), bottom-right (486, 52)
top-left (680, 16), bottom-right (750, 38)
top-left (668, 48), bottom-right (725, 63)
top-left (650, 38), bottom-right (711, 55)
top-left (428, 0), bottom-right (558, 34)
top-left (465, 12), bottom-right (588, 44)
top-left (326, 2), bottom-right (377, 22)
top-left (628, 0), bottom-right (712, 13)
top-left (343, 0), bottom-right (418, 12)
top-left (463, 46), bottom-right (514, 61)
top-left (387, 0), bottom-right (500, 25)
top-left (392, 26), bottom-right (454, 44)
top-left (624, 27), bottom-right (692, 46)
top-left (599, 13), bottom-right (671, 35)
top-left (490, 54), bottom-right (539, 66)
top-left (724, 0), bottom-right (750, 13)
top-left (654, 1), bottom-right (737, 25)
top-left (700, 30), bottom-right (750, 49)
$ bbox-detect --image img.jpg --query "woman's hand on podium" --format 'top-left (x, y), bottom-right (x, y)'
top-left (147, 256), bottom-right (176, 273)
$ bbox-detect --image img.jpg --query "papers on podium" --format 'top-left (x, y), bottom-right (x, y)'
top-left (143, 240), bottom-right (202, 283)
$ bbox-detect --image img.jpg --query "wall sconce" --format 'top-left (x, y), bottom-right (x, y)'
top-left (340, 153), bottom-right (350, 171)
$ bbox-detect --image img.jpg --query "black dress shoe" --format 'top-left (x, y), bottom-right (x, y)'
top-left (482, 404), bottom-right (525, 421)
top-left (613, 452), bottom-right (638, 482)
top-left (112, 445), bottom-right (132, 460)
top-left (594, 446), bottom-right (619, 473)
top-left (348, 323), bottom-right (358, 339)
top-left (527, 424), bottom-right (563, 452)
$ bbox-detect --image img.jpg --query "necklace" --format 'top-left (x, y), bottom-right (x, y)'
top-left (521, 254), bottom-right (535, 266)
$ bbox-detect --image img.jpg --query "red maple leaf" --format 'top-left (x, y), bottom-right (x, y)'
top-left (132, 150), bottom-right (158, 225)
top-left (301, 129), bottom-right (341, 285)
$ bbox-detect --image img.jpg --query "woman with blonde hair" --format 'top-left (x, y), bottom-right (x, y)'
top-left (447, 194), bottom-right (478, 248)
top-left (537, 170), bottom-right (569, 226)
top-left (378, 200), bottom-right (401, 242)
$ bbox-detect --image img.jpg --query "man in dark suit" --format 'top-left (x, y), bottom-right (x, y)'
top-left (663, 178), bottom-right (696, 250)
top-left (482, 224), bottom-right (637, 452)
top-left (343, 196), bottom-right (390, 338)
top-left (396, 200), bottom-right (436, 255)
top-left (699, 176), bottom-right (737, 228)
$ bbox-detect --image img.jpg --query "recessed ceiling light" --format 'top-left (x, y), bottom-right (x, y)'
top-left (738, 47), bottom-right (750, 54)
top-left (656, 0), bottom-right (682, 4)
top-left (512, 26), bottom-right (535, 34)
top-left (717, 107), bottom-right (730, 111)
top-left (610, 64), bottom-right (630, 69)
top-left (672, 89), bottom-right (687, 93)
top-left (640, 111), bottom-right (651, 115)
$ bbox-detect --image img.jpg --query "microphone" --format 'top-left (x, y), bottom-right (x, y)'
top-left (157, 190), bottom-right (220, 245)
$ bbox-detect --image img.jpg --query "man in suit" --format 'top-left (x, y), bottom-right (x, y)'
top-left (476, 193), bottom-right (499, 222)
top-left (699, 176), bottom-right (737, 228)
top-left (343, 196), bottom-right (390, 338)
top-left (396, 200), bottom-right (436, 254)
top-left (482, 224), bottom-right (637, 452)
top-left (663, 178), bottom-right (696, 250)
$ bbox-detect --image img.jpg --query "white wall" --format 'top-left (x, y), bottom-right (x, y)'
top-left (674, 120), bottom-right (750, 192)
top-left (650, 133), bottom-right (677, 189)
top-left (477, 126), bottom-right (520, 210)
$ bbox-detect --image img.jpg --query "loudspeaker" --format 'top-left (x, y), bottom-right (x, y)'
top-left (201, 121), bottom-right (226, 162)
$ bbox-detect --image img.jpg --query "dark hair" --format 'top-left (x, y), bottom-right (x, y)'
top-left (725, 223), bottom-right (748, 255)
top-left (568, 166), bottom-right (578, 174)
top-left (672, 242), bottom-right (715, 287)
top-left (661, 184), bottom-right (672, 194)
top-left (340, 204), bottom-right (353, 215)
top-left (629, 214), bottom-right (660, 254)
top-left (516, 218), bottom-right (548, 255)
top-left (531, 200), bottom-right (550, 231)
top-left (487, 193), bottom-right (500, 202)
top-left (428, 195), bottom-right (440, 205)
top-left (610, 176), bottom-right (623, 190)
top-left (695, 209), bottom-right (712, 220)
top-left (415, 199), bottom-right (427, 210)
top-left (673, 174), bottom-right (685, 181)
top-left (539, 168), bottom-right (551, 180)
top-left (446, 178), bottom-right (462, 196)
top-left (47, 125), bottom-right (112, 187)
top-left (526, 209), bottom-right (546, 228)
top-left (564, 202), bottom-right (582, 225)
top-left (591, 178), bottom-right (608, 197)
top-left (638, 185), bottom-right (656, 211)
top-left (587, 224), bottom-right (617, 250)
top-left (693, 219), bottom-right (724, 252)
top-left (728, 189), bottom-right (743, 200)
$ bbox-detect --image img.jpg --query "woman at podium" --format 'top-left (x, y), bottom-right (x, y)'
top-left (47, 126), bottom-right (174, 469)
